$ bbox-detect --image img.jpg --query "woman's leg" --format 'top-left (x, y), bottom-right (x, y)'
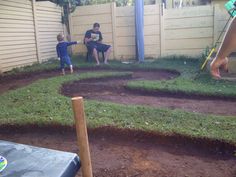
top-left (104, 46), bottom-right (112, 64)
top-left (97, 43), bottom-right (112, 64)
top-left (93, 48), bottom-right (100, 65)
top-left (211, 16), bottom-right (236, 78)
top-left (87, 44), bottom-right (100, 65)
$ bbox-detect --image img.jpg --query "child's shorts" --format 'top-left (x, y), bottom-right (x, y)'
top-left (60, 56), bottom-right (72, 69)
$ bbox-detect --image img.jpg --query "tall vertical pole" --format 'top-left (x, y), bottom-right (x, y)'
top-left (160, 3), bottom-right (165, 57)
top-left (32, 0), bottom-right (41, 63)
top-left (111, 2), bottom-right (117, 59)
top-left (135, 0), bottom-right (145, 62)
top-left (71, 97), bottom-right (93, 177)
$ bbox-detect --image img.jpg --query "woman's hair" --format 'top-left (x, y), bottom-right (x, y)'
top-left (93, 23), bottom-right (100, 28)
top-left (57, 33), bottom-right (64, 42)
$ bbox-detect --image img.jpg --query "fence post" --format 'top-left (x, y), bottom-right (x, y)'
top-left (159, 3), bottom-right (165, 57)
top-left (213, 4), bottom-right (217, 45)
top-left (68, 3), bottom-right (75, 55)
top-left (32, 0), bottom-right (41, 63)
top-left (71, 97), bottom-right (93, 177)
top-left (111, 2), bottom-right (117, 59)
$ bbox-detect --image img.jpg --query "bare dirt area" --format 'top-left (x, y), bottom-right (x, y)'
top-left (0, 126), bottom-right (235, 177)
top-left (0, 69), bottom-right (61, 94)
top-left (0, 68), bottom-right (176, 94)
top-left (61, 71), bottom-right (236, 116)
top-left (2, 69), bottom-right (236, 115)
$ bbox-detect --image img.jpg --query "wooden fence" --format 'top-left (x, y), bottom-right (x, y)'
top-left (36, 1), bottom-right (64, 61)
top-left (71, 3), bottom-right (162, 59)
top-left (0, 1), bottom-right (230, 72)
top-left (164, 5), bottom-right (214, 56)
top-left (0, 0), bottom-right (64, 72)
top-left (71, 2), bottom-right (229, 60)
top-left (71, 3), bottom-right (114, 58)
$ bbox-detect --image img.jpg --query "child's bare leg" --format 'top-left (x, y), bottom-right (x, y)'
top-left (62, 69), bottom-right (65, 75)
top-left (211, 17), bottom-right (236, 78)
top-left (70, 65), bottom-right (73, 74)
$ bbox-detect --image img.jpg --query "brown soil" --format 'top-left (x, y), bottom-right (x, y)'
top-left (1, 68), bottom-right (236, 115)
top-left (0, 126), bottom-right (235, 177)
top-left (61, 71), bottom-right (236, 116)
top-left (0, 69), bottom-right (61, 94)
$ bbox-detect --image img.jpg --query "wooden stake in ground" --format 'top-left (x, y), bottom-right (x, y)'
top-left (71, 97), bottom-right (93, 177)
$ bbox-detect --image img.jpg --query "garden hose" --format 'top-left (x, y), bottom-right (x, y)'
top-left (200, 47), bottom-right (216, 70)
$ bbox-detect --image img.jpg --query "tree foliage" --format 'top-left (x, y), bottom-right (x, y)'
top-left (116, 0), bottom-right (135, 6)
top-left (50, 0), bottom-right (80, 13)
top-left (49, 0), bottom-right (141, 35)
top-left (78, 0), bottom-right (135, 6)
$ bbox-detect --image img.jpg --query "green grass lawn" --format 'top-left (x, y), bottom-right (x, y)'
top-left (126, 57), bottom-right (236, 98)
top-left (127, 73), bottom-right (236, 98)
top-left (0, 72), bottom-right (131, 126)
top-left (0, 70), bottom-right (236, 145)
top-left (1, 56), bottom-right (236, 144)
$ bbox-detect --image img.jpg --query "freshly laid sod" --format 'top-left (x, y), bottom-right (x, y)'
top-left (124, 57), bottom-right (236, 98)
top-left (0, 71), bottom-right (236, 145)
top-left (0, 72), bottom-right (132, 125)
top-left (127, 73), bottom-right (236, 98)
top-left (4, 55), bottom-right (236, 98)
top-left (2, 56), bottom-right (185, 76)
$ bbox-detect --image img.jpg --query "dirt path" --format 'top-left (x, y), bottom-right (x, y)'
top-left (0, 69), bottom-right (175, 94)
top-left (1, 69), bottom-right (236, 115)
top-left (0, 127), bottom-right (235, 177)
top-left (62, 72), bottom-right (236, 116)
top-left (0, 70), bottom-right (61, 94)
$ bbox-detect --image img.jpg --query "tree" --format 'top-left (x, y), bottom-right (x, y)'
top-left (116, 0), bottom-right (134, 6)
top-left (49, 0), bottom-right (136, 37)
top-left (50, 0), bottom-right (80, 13)
top-left (199, 0), bottom-right (211, 5)
top-left (49, 0), bottom-right (80, 39)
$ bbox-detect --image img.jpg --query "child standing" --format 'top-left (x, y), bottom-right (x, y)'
top-left (56, 33), bottom-right (79, 75)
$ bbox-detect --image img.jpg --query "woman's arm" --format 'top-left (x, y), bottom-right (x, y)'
top-left (84, 37), bottom-right (93, 44)
top-left (210, 16), bottom-right (236, 78)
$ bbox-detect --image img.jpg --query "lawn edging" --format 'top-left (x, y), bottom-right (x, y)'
top-left (126, 75), bottom-right (236, 99)
top-left (0, 124), bottom-right (235, 155)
